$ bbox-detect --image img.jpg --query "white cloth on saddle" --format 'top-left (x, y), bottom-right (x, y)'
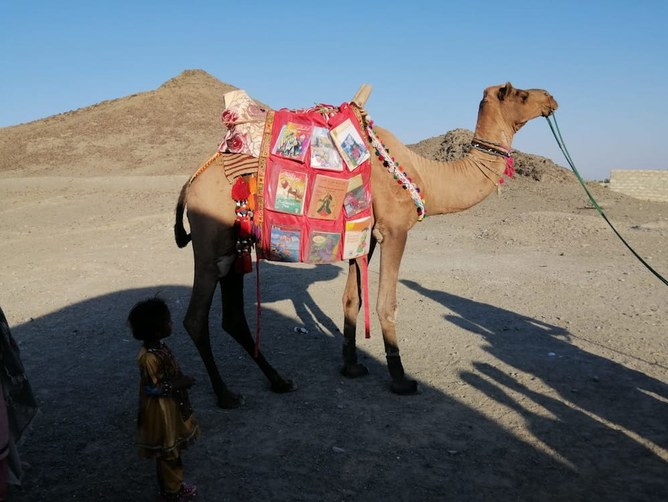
top-left (217, 90), bottom-right (267, 158)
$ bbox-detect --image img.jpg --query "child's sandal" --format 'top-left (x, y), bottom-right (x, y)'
top-left (158, 482), bottom-right (197, 501)
top-left (179, 482), bottom-right (197, 499)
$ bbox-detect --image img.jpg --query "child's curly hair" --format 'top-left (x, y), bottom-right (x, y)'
top-left (127, 297), bottom-right (171, 341)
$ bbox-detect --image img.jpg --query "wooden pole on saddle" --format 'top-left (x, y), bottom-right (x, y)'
top-left (352, 83), bottom-right (373, 109)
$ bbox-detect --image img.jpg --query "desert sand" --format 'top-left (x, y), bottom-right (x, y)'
top-left (1, 70), bottom-right (667, 501)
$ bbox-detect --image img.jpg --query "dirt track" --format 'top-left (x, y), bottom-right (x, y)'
top-left (1, 172), bottom-right (667, 501)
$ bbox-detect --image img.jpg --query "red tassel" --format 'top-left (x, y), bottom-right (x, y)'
top-left (360, 256), bottom-right (371, 339)
top-left (504, 157), bottom-right (515, 177)
top-left (235, 250), bottom-right (252, 274)
top-left (238, 219), bottom-right (252, 239)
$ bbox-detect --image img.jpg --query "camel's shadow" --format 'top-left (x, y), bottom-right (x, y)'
top-left (244, 260), bottom-right (344, 337)
top-left (402, 278), bottom-right (668, 498)
top-left (5, 269), bottom-right (668, 501)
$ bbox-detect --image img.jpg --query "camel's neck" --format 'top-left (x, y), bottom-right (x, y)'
top-left (395, 99), bottom-right (520, 215)
top-left (473, 110), bottom-right (516, 154)
top-left (374, 125), bottom-right (514, 216)
top-left (408, 149), bottom-right (509, 215)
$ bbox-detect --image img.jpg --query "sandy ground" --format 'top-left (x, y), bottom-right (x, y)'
top-left (1, 173), bottom-right (667, 501)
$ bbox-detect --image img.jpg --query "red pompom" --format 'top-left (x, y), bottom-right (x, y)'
top-left (231, 177), bottom-right (251, 201)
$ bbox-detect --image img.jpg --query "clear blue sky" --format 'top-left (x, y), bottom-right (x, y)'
top-left (2, 1), bottom-right (667, 180)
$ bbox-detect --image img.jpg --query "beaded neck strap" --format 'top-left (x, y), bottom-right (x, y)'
top-left (470, 137), bottom-right (516, 186)
top-left (365, 121), bottom-right (426, 221)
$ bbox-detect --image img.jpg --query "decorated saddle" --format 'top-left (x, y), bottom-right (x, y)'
top-left (195, 90), bottom-right (375, 269)
top-left (190, 88), bottom-right (426, 274)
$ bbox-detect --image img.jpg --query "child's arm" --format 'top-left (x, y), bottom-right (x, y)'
top-left (140, 351), bottom-right (195, 397)
top-left (143, 375), bottom-right (195, 397)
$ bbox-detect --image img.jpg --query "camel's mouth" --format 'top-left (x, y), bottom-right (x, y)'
top-left (542, 96), bottom-right (559, 117)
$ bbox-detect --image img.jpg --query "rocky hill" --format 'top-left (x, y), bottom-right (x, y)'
top-left (0, 69), bottom-right (571, 179)
top-left (408, 128), bottom-right (573, 182)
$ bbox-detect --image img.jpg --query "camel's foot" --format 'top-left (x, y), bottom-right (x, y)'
top-left (340, 363), bottom-right (369, 379)
top-left (216, 391), bottom-right (244, 409)
top-left (390, 378), bottom-right (419, 395)
top-left (271, 378), bottom-right (297, 393)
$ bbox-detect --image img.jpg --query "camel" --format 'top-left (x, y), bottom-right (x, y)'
top-left (174, 82), bottom-right (558, 408)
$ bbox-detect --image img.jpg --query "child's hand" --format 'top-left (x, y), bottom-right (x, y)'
top-left (172, 375), bottom-right (196, 389)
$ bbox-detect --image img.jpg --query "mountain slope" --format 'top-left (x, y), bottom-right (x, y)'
top-left (0, 70), bottom-right (241, 176)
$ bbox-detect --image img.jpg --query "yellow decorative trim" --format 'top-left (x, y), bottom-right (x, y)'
top-left (188, 151), bottom-right (222, 185)
top-left (255, 109), bottom-right (275, 229)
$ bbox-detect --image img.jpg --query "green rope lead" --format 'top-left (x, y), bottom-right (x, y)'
top-left (545, 114), bottom-right (668, 287)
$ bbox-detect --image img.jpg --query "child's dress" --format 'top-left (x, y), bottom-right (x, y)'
top-left (136, 342), bottom-right (199, 459)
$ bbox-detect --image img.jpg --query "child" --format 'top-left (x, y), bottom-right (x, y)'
top-left (128, 298), bottom-right (200, 502)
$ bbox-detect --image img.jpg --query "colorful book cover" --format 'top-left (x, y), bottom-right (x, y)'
top-left (306, 230), bottom-right (341, 264)
top-left (269, 226), bottom-right (301, 262)
top-left (272, 121), bottom-right (312, 162)
top-left (342, 216), bottom-right (372, 259)
top-left (343, 174), bottom-right (371, 217)
top-left (310, 126), bottom-right (343, 171)
top-left (273, 168), bottom-right (307, 215)
top-left (306, 174), bottom-right (348, 220)
top-left (330, 118), bottom-right (370, 171)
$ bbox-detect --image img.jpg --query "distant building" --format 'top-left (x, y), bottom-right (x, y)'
top-left (609, 169), bottom-right (668, 203)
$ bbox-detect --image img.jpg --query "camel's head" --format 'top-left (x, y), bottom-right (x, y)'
top-left (480, 82), bottom-right (558, 133)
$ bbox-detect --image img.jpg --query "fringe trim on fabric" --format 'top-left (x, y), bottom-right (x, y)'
top-left (223, 154), bottom-right (260, 183)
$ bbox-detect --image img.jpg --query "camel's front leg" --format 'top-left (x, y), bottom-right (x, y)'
top-left (220, 270), bottom-right (295, 394)
top-left (376, 229), bottom-right (418, 395)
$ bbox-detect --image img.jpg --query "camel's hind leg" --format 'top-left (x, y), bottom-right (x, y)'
top-left (340, 258), bottom-right (369, 378)
top-left (340, 237), bottom-right (379, 378)
top-left (183, 262), bottom-right (244, 409)
top-left (220, 270), bottom-right (295, 394)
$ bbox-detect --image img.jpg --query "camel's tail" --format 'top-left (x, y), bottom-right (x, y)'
top-left (174, 182), bottom-right (191, 248)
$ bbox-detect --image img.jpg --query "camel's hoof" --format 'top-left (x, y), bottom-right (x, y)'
top-left (217, 392), bottom-right (244, 409)
top-left (390, 378), bottom-right (418, 395)
top-left (340, 363), bottom-right (369, 379)
top-left (271, 379), bottom-right (297, 394)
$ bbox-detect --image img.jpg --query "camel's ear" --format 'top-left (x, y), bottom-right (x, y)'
top-left (497, 82), bottom-right (513, 101)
